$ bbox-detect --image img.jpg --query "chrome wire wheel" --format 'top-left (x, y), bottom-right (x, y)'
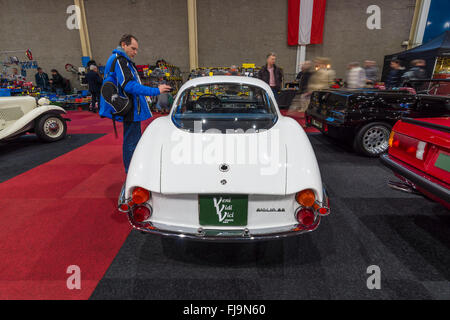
top-left (362, 125), bottom-right (390, 155)
top-left (43, 117), bottom-right (64, 138)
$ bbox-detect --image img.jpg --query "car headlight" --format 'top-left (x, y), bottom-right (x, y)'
top-left (37, 98), bottom-right (50, 106)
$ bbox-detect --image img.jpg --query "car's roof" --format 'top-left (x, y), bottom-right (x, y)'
top-left (180, 76), bottom-right (271, 91)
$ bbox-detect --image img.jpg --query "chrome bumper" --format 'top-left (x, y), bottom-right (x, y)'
top-left (127, 214), bottom-right (320, 242)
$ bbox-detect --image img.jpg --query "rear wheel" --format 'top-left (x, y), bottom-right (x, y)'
top-left (354, 122), bottom-right (391, 157)
top-left (35, 114), bottom-right (67, 142)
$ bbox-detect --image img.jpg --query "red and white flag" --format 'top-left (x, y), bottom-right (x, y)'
top-left (288, 0), bottom-right (327, 46)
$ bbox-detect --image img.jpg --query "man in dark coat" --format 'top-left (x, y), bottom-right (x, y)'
top-left (85, 65), bottom-right (102, 112)
top-left (385, 59), bottom-right (405, 89)
top-left (257, 53), bottom-right (283, 99)
top-left (49, 69), bottom-right (65, 95)
top-left (35, 68), bottom-right (50, 91)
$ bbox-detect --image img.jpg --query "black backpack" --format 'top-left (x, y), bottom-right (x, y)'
top-left (100, 56), bottom-right (134, 136)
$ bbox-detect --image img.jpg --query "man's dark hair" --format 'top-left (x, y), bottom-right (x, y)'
top-left (37, 67), bottom-right (42, 71)
top-left (119, 34), bottom-right (138, 46)
top-left (391, 59), bottom-right (401, 64)
top-left (51, 69), bottom-right (58, 73)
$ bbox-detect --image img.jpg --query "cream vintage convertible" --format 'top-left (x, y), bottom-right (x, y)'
top-left (0, 96), bottom-right (67, 142)
top-left (118, 76), bottom-right (330, 241)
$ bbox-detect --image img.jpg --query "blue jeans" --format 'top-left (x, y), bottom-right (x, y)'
top-left (271, 87), bottom-right (279, 102)
top-left (123, 121), bottom-right (142, 173)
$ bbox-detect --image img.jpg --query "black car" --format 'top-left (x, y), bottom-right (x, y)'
top-left (305, 88), bottom-right (450, 157)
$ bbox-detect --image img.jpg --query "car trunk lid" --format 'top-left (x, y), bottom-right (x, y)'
top-left (160, 130), bottom-right (287, 195)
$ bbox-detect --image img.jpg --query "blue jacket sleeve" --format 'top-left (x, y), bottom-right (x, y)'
top-left (124, 81), bottom-right (160, 96)
top-left (115, 58), bottom-right (160, 97)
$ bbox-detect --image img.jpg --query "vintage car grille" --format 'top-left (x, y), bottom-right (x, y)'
top-left (0, 107), bottom-right (24, 122)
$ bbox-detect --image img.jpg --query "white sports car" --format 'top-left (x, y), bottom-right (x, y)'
top-left (118, 76), bottom-right (330, 241)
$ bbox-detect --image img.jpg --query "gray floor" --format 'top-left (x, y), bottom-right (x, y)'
top-left (91, 133), bottom-right (450, 300)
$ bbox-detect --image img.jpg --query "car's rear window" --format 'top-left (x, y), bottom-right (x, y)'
top-left (172, 83), bottom-right (278, 133)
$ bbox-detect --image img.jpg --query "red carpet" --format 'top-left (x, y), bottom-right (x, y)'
top-left (0, 109), bottom-right (313, 299)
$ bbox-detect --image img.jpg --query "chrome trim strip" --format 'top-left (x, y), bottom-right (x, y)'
top-left (117, 183), bottom-right (131, 213)
top-left (127, 211), bottom-right (316, 242)
top-left (316, 186), bottom-right (331, 216)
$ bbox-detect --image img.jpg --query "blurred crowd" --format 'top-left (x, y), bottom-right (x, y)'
top-left (285, 56), bottom-right (430, 111)
top-left (294, 57), bottom-right (429, 93)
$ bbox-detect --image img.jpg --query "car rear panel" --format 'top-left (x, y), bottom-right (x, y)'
top-left (389, 117), bottom-right (450, 185)
top-left (149, 192), bottom-right (298, 233)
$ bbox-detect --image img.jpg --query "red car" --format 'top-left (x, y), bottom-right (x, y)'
top-left (380, 117), bottom-right (450, 209)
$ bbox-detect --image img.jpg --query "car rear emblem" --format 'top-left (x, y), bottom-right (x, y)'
top-left (220, 179), bottom-right (227, 185)
top-left (219, 164), bottom-right (229, 172)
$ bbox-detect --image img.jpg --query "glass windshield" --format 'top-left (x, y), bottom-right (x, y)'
top-left (172, 82), bottom-right (278, 133)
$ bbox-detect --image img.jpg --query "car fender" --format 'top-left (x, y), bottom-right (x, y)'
top-left (125, 116), bottom-right (171, 196)
top-left (279, 116), bottom-right (324, 201)
top-left (0, 105), bottom-right (67, 140)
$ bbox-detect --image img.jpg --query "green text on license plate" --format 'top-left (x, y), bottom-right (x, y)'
top-left (435, 153), bottom-right (450, 172)
top-left (199, 195), bottom-right (248, 226)
top-left (312, 119), bottom-right (322, 128)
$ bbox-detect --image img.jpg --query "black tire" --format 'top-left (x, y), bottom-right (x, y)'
top-left (35, 114), bottom-right (67, 142)
top-left (354, 122), bottom-right (392, 157)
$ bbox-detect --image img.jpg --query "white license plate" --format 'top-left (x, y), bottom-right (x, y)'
top-left (312, 119), bottom-right (323, 129)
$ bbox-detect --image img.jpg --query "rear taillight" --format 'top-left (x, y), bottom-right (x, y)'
top-left (389, 131), bottom-right (395, 147)
top-left (390, 132), bottom-right (428, 161)
top-left (132, 187), bottom-right (150, 204)
top-left (296, 208), bottom-right (316, 227)
top-left (118, 203), bottom-right (130, 212)
top-left (296, 189), bottom-right (316, 207)
top-left (317, 207), bottom-right (330, 215)
top-left (132, 204), bottom-right (152, 222)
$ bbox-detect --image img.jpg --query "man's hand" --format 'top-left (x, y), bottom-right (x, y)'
top-left (158, 84), bottom-right (172, 94)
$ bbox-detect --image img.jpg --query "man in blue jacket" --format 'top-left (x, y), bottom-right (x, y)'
top-left (100, 34), bottom-right (171, 173)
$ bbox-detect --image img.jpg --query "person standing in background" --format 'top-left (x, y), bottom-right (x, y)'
top-left (257, 53), bottom-right (283, 100)
top-left (363, 60), bottom-right (378, 86)
top-left (346, 62), bottom-right (366, 88)
top-left (308, 57), bottom-right (335, 92)
top-left (402, 59), bottom-right (428, 82)
top-left (385, 59), bottom-right (404, 89)
top-left (295, 60), bottom-right (313, 94)
top-left (49, 69), bottom-right (65, 95)
top-left (10, 68), bottom-right (25, 82)
top-left (35, 67), bottom-right (50, 91)
top-left (402, 59), bottom-right (428, 91)
top-left (86, 65), bottom-right (102, 113)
